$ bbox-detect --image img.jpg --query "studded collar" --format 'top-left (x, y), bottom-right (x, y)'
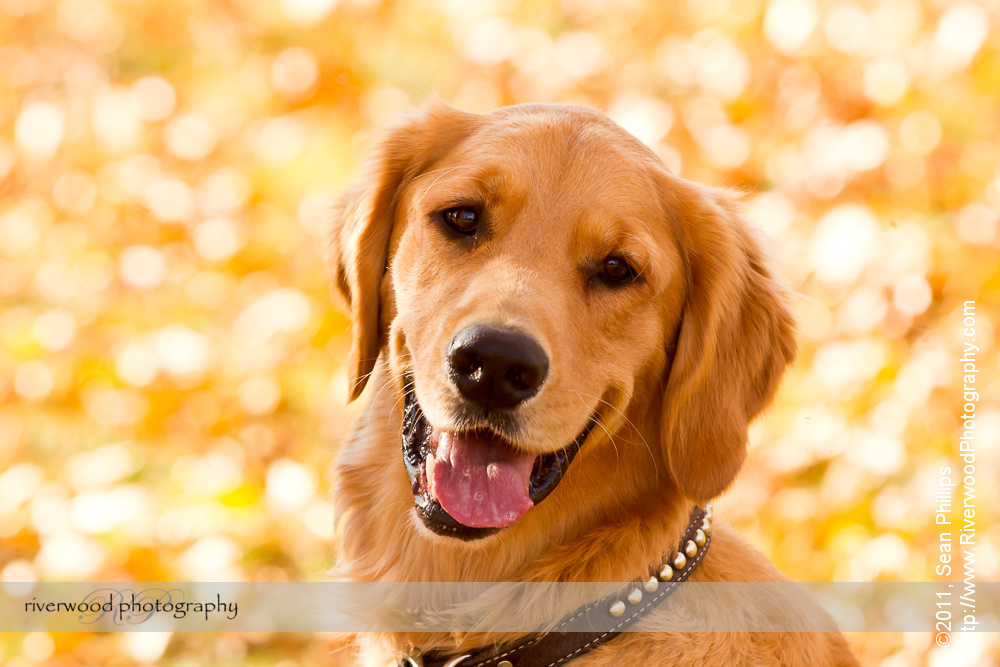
top-left (401, 505), bottom-right (713, 667)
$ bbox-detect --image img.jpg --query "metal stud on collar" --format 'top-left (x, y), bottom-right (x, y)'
top-left (670, 511), bottom-right (712, 572)
top-left (644, 576), bottom-right (659, 593)
top-left (609, 600), bottom-right (626, 617)
top-left (626, 588), bottom-right (643, 605)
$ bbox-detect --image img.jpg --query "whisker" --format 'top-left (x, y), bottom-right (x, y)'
top-left (571, 389), bottom-right (659, 482)
top-left (389, 379), bottom-right (416, 430)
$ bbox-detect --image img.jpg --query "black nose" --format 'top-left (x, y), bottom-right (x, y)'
top-left (447, 325), bottom-right (549, 411)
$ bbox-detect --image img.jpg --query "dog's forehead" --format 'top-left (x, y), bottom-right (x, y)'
top-left (421, 108), bottom-right (668, 227)
top-left (469, 107), bottom-right (660, 174)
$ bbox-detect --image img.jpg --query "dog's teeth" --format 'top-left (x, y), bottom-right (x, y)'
top-left (425, 451), bottom-right (437, 494)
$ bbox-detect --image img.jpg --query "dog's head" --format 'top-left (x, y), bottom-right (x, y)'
top-left (328, 101), bottom-right (795, 541)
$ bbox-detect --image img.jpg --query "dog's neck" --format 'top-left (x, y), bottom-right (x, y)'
top-left (332, 369), bottom-right (702, 659)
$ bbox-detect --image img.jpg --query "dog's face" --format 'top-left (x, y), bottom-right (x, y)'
top-left (329, 103), bottom-right (795, 542)
top-left (388, 110), bottom-right (686, 538)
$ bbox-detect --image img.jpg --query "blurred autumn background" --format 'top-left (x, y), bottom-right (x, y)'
top-left (0, 0), bottom-right (998, 664)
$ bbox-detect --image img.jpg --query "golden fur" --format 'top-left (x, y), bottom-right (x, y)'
top-left (327, 101), bottom-right (859, 666)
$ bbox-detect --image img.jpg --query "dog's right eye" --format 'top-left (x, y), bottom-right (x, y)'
top-left (442, 207), bottom-right (479, 235)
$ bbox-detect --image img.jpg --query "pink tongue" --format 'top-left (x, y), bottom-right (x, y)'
top-left (427, 431), bottom-right (535, 528)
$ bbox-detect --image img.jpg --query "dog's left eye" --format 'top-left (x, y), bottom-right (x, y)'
top-left (442, 207), bottom-right (479, 235)
top-left (599, 255), bottom-right (637, 284)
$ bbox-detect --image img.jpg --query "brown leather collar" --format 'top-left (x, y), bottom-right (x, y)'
top-left (402, 505), bottom-right (713, 667)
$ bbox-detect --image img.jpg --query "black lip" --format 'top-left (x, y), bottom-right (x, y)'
top-left (401, 388), bottom-right (595, 541)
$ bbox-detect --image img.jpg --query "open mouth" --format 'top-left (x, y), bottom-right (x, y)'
top-left (401, 387), bottom-right (595, 541)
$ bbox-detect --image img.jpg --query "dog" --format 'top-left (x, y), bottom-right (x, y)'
top-left (327, 101), bottom-right (859, 666)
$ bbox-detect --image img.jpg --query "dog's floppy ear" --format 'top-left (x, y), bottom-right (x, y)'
top-left (328, 100), bottom-right (477, 401)
top-left (660, 180), bottom-right (797, 502)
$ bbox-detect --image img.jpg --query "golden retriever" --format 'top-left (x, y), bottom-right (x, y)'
top-left (327, 101), bottom-right (859, 666)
